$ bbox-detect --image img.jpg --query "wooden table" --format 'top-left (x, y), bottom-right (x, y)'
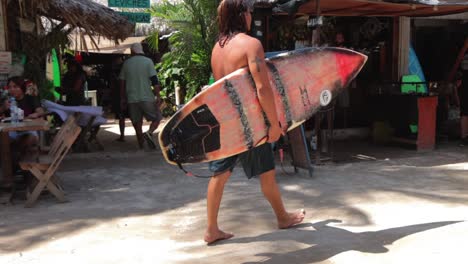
top-left (0, 119), bottom-right (49, 187)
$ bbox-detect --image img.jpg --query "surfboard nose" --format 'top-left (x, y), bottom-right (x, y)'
top-left (335, 49), bottom-right (368, 87)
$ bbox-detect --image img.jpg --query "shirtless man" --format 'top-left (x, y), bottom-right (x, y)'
top-left (204, 0), bottom-right (305, 245)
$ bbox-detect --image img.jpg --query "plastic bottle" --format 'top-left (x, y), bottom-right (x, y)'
top-left (310, 131), bottom-right (317, 151)
top-left (10, 97), bottom-right (18, 123)
top-left (17, 108), bottom-right (24, 121)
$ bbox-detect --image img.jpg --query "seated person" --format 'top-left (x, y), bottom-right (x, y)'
top-left (7, 76), bottom-right (45, 157)
top-left (0, 94), bottom-right (9, 120)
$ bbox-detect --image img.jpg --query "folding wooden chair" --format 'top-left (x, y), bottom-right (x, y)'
top-left (19, 115), bottom-right (82, 207)
top-left (47, 114), bottom-right (80, 155)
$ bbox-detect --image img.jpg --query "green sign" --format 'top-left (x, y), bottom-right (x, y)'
top-left (108, 0), bottom-right (150, 8)
top-left (118, 12), bottom-right (151, 23)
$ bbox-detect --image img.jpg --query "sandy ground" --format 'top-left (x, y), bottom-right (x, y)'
top-left (1, 120), bottom-right (468, 264)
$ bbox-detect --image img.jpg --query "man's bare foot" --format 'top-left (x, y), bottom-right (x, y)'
top-left (278, 209), bottom-right (306, 229)
top-left (204, 229), bottom-right (234, 245)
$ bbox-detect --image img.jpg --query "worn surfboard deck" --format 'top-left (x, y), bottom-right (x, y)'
top-left (159, 47), bottom-right (367, 165)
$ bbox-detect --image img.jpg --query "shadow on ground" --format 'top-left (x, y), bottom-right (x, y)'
top-left (1, 121), bottom-right (467, 256)
top-left (0, 123), bottom-right (213, 253)
top-left (218, 220), bottom-right (462, 264)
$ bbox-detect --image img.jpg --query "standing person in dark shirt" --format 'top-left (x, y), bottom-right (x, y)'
top-left (110, 56), bottom-right (127, 142)
top-left (335, 32), bottom-right (348, 48)
top-left (62, 59), bottom-right (87, 106)
top-left (455, 71), bottom-right (468, 145)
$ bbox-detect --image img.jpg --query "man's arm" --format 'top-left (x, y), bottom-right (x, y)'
top-left (246, 38), bottom-right (282, 143)
top-left (150, 76), bottom-right (161, 95)
top-left (150, 75), bottom-right (161, 103)
top-left (28, 96), bottom-right (45, 119)
top-left (28, 107), bottom-right (45, 119)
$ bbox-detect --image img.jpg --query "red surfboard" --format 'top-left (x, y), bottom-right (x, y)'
top-left (159, 47), bottom-right (367, 165)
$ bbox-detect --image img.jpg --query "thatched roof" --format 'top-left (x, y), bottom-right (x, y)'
top-left (34, 0), bottom-right (134, 41)
top-left (72, 35), bottom-right (147, 54)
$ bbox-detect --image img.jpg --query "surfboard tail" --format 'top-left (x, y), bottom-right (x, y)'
top-left (159, 47), bottom-right (368, 166)
top-left (334, 48), bottom-right (368, 88)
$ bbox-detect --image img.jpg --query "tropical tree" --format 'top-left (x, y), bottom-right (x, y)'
top-left (149, 0), bottom-right (218, 111)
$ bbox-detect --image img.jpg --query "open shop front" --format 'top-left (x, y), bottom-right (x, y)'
top-left (411, 15), bottom-right (468, 141)
top-left (251, 0), bottom-right (468, 172)
top-left (65, 35), bottom-right (150, 113)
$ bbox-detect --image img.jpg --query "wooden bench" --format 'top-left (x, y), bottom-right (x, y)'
top-left (19, 115), bottom-right (82, 207)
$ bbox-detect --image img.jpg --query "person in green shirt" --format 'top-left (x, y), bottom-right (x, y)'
top-left (119, 43), bottom-right (162, 149)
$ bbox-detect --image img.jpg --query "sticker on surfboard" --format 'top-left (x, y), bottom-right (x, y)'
top-left (320, 90), bottom-right (332, 106)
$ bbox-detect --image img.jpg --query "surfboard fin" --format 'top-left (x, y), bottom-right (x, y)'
top-left (176, 162), bottom-right (212, 179)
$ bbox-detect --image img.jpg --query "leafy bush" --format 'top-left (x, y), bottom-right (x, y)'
top-left (149, 0), bottom-right (218, 114)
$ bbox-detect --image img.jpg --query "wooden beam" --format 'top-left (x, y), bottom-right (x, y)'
top-left (335, 6), bottom-right (418, 17)
top-left (410, 7), bottom-right (468, 18)
top-left (374, 6), bottom-right (433, 17)
top-left (294, 0), bottom-right (468, 17)
top-left (324, 3), bottom-right (373, 14)
top-left (398, 16), bottom-right (411, 78)
top-left (392, 17), bottom-right (400, 80)
top-left (448, 37), bottom-right (468, 82)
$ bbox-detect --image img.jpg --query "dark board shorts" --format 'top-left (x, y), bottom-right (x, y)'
top-left (209, 143), bottom-right (275, 179)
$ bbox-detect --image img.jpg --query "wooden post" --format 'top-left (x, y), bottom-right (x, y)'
top-left (392, 16), bottom-right (411, 81)
top-left (398, 16), bottom-right (411, 79)
top-left (448, 37), bottom-right (468, 82)
top-left (265, 13), bottom-right (270, 51)
top-left (0, 0), bottom-right (8, 51)
top-left (392, 17), bottom-right (400, 80)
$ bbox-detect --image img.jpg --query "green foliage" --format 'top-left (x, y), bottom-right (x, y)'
top-left (146, 31), bottom-right (159, 52)
top-left (149, 0), bottom-right (218, 113)
top-left (38, 79), bottom-right (57, 101)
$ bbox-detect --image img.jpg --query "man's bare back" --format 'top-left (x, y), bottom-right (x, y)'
top-left (211, 33), bottom-right (257, 80)
top-left (211, 33), bottom-right (282, 143)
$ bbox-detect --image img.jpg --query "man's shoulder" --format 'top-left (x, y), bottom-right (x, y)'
top-left (134, 55), bottom-right (152, 61)
top-left (124, 55), bottom-right (143, 62)
top-left (237, 33), bottom-right (261, 46)
top-left (121, 58), bottom-right (130, 67)
top-left (129, 55), bottom-right (154, 65)
top-left (123, 56), bottom-right (149, 66)
top-left (142, 56), bottom-right (155, 65)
